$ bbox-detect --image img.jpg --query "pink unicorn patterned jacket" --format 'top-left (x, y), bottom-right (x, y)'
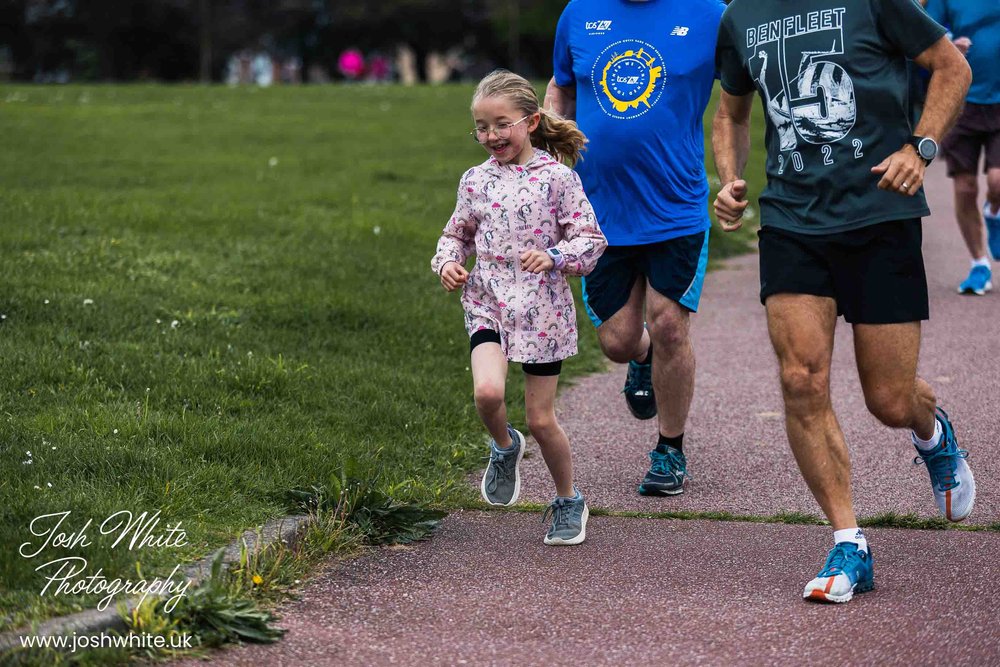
top-left (432, 149), bottom-right (607, 364)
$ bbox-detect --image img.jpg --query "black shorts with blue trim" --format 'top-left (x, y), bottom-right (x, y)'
top-left (581, 229), bottom-right (710, 328)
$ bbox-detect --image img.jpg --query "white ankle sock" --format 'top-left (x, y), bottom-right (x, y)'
top-left (833, 528), bottom-right (868, 553)
top-left (912, 418), bottom-right (943, 451)
top-left (972, 257), bottom-right (991, 269)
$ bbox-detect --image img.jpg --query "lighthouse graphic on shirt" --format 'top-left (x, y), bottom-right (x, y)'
top-left (746, 8), bottom-right (856, 150)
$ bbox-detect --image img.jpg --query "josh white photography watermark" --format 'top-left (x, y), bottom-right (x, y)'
top-left (19, 509), bottom-right (192, 612)
top-left (20, 631), bottom-right (194, 653)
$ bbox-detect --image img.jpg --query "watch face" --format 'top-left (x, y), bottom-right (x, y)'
top-left (919, 138), bottom-right (937, 160)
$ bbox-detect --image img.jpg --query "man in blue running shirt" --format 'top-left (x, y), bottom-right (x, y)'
top-left (715, 0), bottom-right (976, 603)
top-left (925, 0), bottom-right (1000, 295)
top-left (545, 0), bottom-right (726, 497)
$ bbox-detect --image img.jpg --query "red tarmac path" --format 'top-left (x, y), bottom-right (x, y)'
top-left (183, 165), bottom-right (1000, 665)
top-left (517, 163), bottom-right (1000, 522)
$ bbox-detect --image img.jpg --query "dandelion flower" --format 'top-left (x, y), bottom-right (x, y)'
top-left (268, 157), bottom-right (278, 167)
top-left (252, 574), bottom-right (263, 585)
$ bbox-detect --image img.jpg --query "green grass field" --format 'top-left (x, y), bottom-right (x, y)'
top-left (0, 82), bottom-right (766, 630)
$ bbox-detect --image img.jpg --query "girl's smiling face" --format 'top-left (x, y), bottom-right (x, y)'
top-left (472, 95), bottom-right (540, 166)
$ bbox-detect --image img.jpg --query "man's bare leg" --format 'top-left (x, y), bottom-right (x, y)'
top-left (853, 321), bottom-right (975, 522)
top-left (766, 294), bottom-right (858, 531)
top-left (852, 322), bottom-right (935, 438)
top-left (953, 173), bottom-right (986, 259)
top-left (594, 278), bottom-right (648, 364)
top-left (645, 285), bottom-right (695, 439)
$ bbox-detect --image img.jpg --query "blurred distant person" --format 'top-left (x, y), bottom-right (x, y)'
top-left (338, 48), bottom-right (365, 82)
top-left (252, 51), bottom-right (273, 87)
top-left (366, 52), bottom-right (392, 83)
top-left (925, 0), bottom-right (1000, 295)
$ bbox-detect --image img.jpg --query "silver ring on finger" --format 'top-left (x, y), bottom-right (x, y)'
top-left (902, 182), bottom-right (910, 190)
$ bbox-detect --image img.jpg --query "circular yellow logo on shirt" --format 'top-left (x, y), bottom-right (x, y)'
top-left (592, 40), bottom-right (665, 119)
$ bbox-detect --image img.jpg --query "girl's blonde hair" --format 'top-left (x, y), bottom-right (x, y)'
top-left (472, 69), bottom-right (587, 167)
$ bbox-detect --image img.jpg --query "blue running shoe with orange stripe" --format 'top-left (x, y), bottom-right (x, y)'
top-left (803, 542), bottom-right (874, 603)
top-left (914, 407), bottom-right (975, 522)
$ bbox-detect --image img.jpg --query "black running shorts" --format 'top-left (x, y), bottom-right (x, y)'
top-left (758, 219), bottom-right (929, 324)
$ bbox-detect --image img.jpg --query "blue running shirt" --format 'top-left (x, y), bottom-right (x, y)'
top-left (925, 0), bottom-right (1000, 105)
top-left (553, 0), bottom-right (726, 246)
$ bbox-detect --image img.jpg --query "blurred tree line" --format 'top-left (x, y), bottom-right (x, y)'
top-left (0, 0), bottom-right (569, 82)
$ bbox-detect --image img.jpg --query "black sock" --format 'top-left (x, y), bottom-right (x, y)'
top-left (638, 344), bottom-right (652, 365)
top-left (657, 433), bottom-right (683, 454)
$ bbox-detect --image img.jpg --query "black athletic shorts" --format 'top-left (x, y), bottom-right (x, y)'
top-left (469, 329), bottom-right (562, 376)
top-left (758, 219), bottom-right (929, 324)
top-left (941, 102), bottom-right (1000, 177)
top-left (581, 229), bottom-right (710, 327)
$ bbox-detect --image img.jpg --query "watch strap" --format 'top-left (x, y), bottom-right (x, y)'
top-left (546, 248), bottom-right (566, 270)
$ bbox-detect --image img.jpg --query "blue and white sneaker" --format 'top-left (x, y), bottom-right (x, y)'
top-left (984, 201), bottom-right (1000, 261)
top-left (638, 445), bottom-right (689, 496)
top-left (958, 265), bottom-right (992, 295)
top-left (542, 488), bottom-right (589, 546)
top-left (914, 408), bottom-right (975, 522)
top-left (803, 542), bottom-right (874, 603)
top-left (480, 425), bottom-right (525, 507)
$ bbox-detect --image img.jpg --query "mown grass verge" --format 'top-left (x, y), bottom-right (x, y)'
top-left (1, 81), bottom-right (764, 639)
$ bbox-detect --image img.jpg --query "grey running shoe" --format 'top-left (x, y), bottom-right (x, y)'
top-left (480, 425), bottom-right (525, 507)
top-left (638, 445), bottom-right (689, 496)
top-left (542, 488), bottom-right (589, 546)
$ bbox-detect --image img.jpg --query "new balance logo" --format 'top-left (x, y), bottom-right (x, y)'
top-left (670, 26), bottom-right (690, 36)
top-left (585, 20), bottom-right (613, 32)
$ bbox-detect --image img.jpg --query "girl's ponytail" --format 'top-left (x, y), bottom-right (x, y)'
top-left (531, 108), bottom-right (587, 167)
top-left (472, 69), bottom-right (588, 167)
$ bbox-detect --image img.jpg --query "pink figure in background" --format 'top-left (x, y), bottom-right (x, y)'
top-left (337, 49), bottom-right (365, 81)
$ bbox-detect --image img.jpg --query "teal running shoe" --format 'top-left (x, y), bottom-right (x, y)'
top-left (914, 407), bottom-right (975, 522)
top-left (480, 425), bottom-right (525, 507)
top-left (803, 542), bottom-right (874, 603)
top-left (542, 488), bottom-right (589, 546)
top-left (984, 201), bottom-right (1000, 261)
top-left (958, 265), bottom-right (992, 295)
top-left (638, 445), bottom-right (688, 496)
top-left (623, 359), bottom-right (656, 420)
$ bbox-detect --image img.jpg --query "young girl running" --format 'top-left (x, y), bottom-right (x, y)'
top-left (432, 70), bottom-right (607, 545)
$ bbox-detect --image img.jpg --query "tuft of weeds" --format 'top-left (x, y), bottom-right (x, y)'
top-left (288, 468), bottom-right (447, 546)
top-left (127, 548), bottom-right (285, 657)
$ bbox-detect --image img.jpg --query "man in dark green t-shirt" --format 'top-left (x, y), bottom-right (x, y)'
top-left (713, 0), bottom-right (975, 603)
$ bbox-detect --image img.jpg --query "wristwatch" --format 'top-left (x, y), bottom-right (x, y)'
top-left (546, 247), bottom-right (566, 270)
top-left (908, 135), bottom-right (938, 165)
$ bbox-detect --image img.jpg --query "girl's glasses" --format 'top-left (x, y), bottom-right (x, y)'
top-left (470, 116), bottom-right (530, 144)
